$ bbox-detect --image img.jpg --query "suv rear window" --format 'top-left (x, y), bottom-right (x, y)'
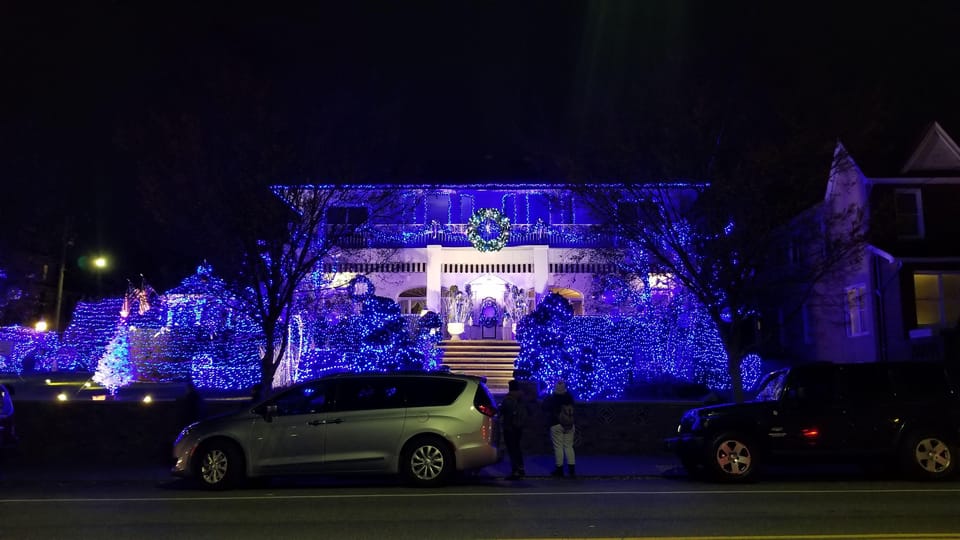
top-left (403, 378), bottom-right (468, 407)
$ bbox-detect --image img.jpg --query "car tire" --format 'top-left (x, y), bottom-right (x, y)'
top-left (402, 436), bottom-right (453, 487)
top-left (195, 440), bottom-right (245, 490)
top-left (900, 432), bottom-right (955, 480)
top-left (707, 432), bottom-right (756, 482)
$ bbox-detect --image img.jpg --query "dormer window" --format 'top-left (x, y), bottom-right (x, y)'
top-left (894, 189), bottom-right (924, 239)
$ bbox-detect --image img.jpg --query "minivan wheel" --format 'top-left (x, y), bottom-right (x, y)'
top-left (901, 433), bottom-right (955, 480)
top-left (195, 440), bottom-right (244, 490)
top-left (402, 436), bottom-right (453, 487)
top-left (707, 433), bottom-right (756, 482)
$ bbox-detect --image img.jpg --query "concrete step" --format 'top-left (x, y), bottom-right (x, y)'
top-left (439, 339), bottom-right (519, 393)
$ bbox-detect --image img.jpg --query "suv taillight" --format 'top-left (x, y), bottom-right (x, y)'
top-left (474, 384), bottom-right (498, 418)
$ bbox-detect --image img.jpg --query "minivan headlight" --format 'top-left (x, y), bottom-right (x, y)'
top-left (175, 422), bottom-right (199, 445)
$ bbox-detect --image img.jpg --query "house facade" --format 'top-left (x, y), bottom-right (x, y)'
top-left (298, 183), bottom-right (679, 340)
top-left (779, 122), bottom-right (960, 364)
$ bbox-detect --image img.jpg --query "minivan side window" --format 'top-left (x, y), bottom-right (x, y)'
top-left (404, 378), bottom-right (468, 407)
top-left (334, 378), bottom-right (404, 411)
top-left (271, 381), bottom-right (332, 416)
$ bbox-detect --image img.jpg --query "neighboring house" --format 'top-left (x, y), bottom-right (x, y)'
top-left (776, 122), bottom-right (960, 364)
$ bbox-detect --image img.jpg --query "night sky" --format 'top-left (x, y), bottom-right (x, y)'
top-left (3, 1), bottom-right (960, 295)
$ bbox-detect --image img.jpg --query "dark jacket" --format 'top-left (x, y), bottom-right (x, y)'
top-left (542, 391), bottom-right (574, 427)
top-left (499, 390), bottom-right (526, 432)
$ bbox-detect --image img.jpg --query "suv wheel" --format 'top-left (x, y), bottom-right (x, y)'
top-left (707, 433), bottom-right (756, 482)
top-left (402, 436), bottom-right (453, 487)
top-left (901, 433), bottom-right (955, 480)
top-left (195, 440), bottom-right (244, 490)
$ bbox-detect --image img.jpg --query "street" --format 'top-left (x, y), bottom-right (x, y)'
top-left (2, 469), bottom-right (960, 539)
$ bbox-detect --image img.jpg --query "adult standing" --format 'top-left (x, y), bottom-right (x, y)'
top-left (499, 379), bottom-right (526, 480)
top-left (542, 380), bottom-right (576, 477)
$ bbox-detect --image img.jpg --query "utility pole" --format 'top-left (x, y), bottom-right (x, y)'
top-left (53, 218), bottom-right (73, 333)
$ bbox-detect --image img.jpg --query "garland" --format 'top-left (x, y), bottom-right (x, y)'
top-left (466, 208), bottom-right (511, 252)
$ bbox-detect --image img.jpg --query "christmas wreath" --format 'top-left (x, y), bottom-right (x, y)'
top-left (466, 208), bottom-right (511, 252)
top-left (478, 297), bottom-right (500, 328)
top-left (348, 275), bottom-right (375, 302)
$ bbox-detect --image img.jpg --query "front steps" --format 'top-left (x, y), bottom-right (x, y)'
top-left (439, 340), bottom-right (519, 394)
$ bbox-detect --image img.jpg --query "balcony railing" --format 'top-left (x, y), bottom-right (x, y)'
top-left (334, 224), bottom-right (618, 249)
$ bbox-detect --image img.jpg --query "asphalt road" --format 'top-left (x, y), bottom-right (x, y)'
top-left (2, 471), bottom-right (960, 539)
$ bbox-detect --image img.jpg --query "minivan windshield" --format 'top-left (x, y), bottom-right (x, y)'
top-left (752, 370), bottom-right (788, 402)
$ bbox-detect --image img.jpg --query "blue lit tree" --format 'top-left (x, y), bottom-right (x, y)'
top-left (415, 310), bottom-right (443, 370)
top-left (515, 293), bottom-right (575, 392)
top-left (352, 295), bottom-right (423, 371)
top-left (576, 160), bottom-right (864, 401)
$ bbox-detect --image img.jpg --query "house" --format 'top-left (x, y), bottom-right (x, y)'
top-left (777, 122), bottom-right (960, 364)
top-left (289, 183), bottom-right (701, 340)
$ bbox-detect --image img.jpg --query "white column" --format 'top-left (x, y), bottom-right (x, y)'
top-left (532, 245), bottom-right (549, 297)
top-left (426, 244), bottom-right (443, 313)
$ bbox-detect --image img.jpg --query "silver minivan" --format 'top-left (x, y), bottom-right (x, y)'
top-left (172, 372), bottom-right (500, 488)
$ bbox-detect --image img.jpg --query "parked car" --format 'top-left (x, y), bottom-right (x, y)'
top-left (666, 361), bottom-right (960, 482)
top-left (0, 383), bottom-right (16, 449)
top-left (172, 372), bottom-right (500, 489)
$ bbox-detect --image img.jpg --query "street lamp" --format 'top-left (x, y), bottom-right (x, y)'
top-left (53, 252), bottom-right (111, 333)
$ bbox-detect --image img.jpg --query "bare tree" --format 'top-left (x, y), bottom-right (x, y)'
top-left (118, 59), bottom-right (409, 396)
top-left (573, 143), bottom-right (866, 402)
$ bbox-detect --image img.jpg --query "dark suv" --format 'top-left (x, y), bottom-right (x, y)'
top-left (666, 362), bottom-right (960, 481)
top-left (0, 383), bottom-right (15, 450)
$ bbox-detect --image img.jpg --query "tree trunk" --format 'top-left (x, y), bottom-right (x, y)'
top-left (721, 319), bottom-right (746, 403)
top-left (256, 324), bottom-right (278, 401)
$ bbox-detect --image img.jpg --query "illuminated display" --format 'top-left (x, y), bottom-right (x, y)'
top-left (0, 182), bottom-right (763, 399)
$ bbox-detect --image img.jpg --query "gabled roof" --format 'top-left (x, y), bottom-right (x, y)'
top-left (900, 121), bottom-right (960, 174)
top-left (165, 264), bottom-right (229, 297)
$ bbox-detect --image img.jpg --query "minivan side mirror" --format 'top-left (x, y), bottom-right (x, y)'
top-left (254, 404), bottom-right (278, 422)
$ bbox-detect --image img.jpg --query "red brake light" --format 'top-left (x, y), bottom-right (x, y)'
top-left (477, 403), bottom-right (496, 417)
top-left (801, 428), bottom-right (820, 439)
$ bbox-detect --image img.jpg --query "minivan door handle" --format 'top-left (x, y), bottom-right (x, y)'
top-left (307, 418), bottom-right (344, 426)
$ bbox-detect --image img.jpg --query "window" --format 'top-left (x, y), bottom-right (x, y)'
top-left (844, 284), bottom-right (869, 337)
top-left (326, 206), bottom-right (369, 225)
top-left (271, 381), bottom-right (332, 416)
top-left (891, 364), bottom-right (954, 401)
top-left (403, 378), bottom-right (467, 407)
top-left (334, 378), bottom-right (404, 411)
top-left (398, 287), bottom-right (427, 315)
top-left (787, 240), bottom-right (802, 265)
top-left (914, 272), bottom-right (960, 327)
top-left (837, 365), bottom-right (893, 402)
top-left (894, 189), bottom-right (924, 239)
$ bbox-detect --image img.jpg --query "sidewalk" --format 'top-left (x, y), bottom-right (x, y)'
top-left (480, 453), bottom-right (682, 479)
top-left (0, 454), bottom-right (684, 485)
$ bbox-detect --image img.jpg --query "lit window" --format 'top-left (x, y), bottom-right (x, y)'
top-left (913, 272), bottom-right (960, 327)
top-left (894, 189), bottom-right (924, 239)
top-left (844, 285), bottom-right (869, 337)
